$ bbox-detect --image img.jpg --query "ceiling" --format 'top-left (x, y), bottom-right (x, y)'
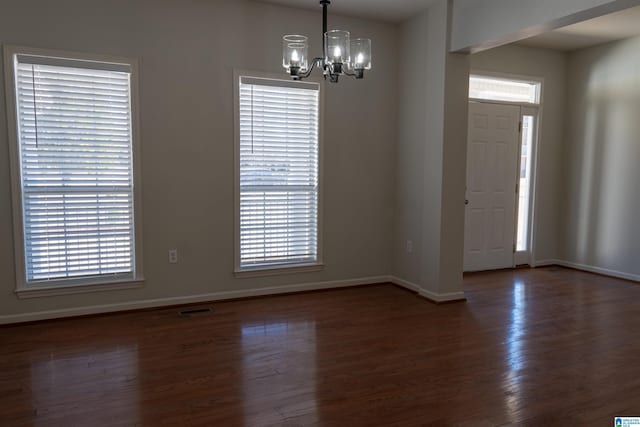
top-left (519, 5), bottom-right (640, 51)
top-left (256, 1), bottom-right (640, 48)
top-left (254, 0), bottom-right (433, 23)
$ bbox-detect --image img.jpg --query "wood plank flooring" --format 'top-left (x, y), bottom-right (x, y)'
top-left (1, 267), bottom-right (639, 426)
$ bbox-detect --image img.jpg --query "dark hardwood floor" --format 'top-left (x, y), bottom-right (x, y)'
top-left (1, 267), bottom-right (639, 426)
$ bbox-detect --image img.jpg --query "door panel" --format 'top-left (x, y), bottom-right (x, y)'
top-left (467, 208), bottom-right (484, 253)
top-left (464, 102), bottom-right (520, 272)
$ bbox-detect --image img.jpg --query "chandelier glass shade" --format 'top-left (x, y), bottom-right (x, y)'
top-left (283, 35), bottom-right (309, 73)
top-left (282, 0), bottom-right (372, 82)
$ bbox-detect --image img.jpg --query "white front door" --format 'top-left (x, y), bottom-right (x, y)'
top-left (464, 102), bottom-right (520, 272)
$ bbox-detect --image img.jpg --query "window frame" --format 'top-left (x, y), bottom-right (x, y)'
top-left (3, 45), bottom-right (145, 298)
top-left (233, 70), bottom-right (324, 278)
top-left (469, 71), bottom-right (542, 105)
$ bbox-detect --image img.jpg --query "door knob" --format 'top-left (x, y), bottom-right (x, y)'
top-left (465, 199), bottom-right (469, 205)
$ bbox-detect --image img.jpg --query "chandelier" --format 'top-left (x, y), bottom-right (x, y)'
top-left (282, 0), bottom-right (372, 83)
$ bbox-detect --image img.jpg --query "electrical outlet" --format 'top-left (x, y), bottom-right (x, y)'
top-left (406, 240), bottom-right (413, 253)
top-left (168, 249), bottom-right (178, 264)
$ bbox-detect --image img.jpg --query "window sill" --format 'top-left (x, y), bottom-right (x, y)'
top-left (234, 263), bottom-right (324, 278)
top-left (15, 278), bottom-right (145, 299)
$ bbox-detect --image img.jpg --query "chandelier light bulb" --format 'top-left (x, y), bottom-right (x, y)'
top-left (291, 50), bottom-right (300, 63)
top-left (333, 46), bottom-right (341, 61)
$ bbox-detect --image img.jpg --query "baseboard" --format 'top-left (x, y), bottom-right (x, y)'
top-left (554, 260), bottom-right (640, 283)
top-left (388, 276), bottom-right (466, 303)
top-left (388, 276), bottom-right (420, 292)
top-left (0, 275), bottom-right (391, 325)
top-left (532, 259), bottom-right (640, 283)
top-left (417, 288), bottom-right (467, 303)
top-left (531, 259), bottom-right (559, 268)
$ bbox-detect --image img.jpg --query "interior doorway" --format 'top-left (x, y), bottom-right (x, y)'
top-left (464, 73), bottom-right (541, 272)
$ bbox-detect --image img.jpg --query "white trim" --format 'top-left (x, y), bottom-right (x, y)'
top-left (3, 45), bottom-right (145, 294)
top-left (129, 54), bottom-right (145, 289)
top-left (467, 71), bottom-right (545, 272)
top-left (469, 98), bottom-right (538, 108)
top-left (513, 106), bottom-right (540, 266)
top-left (3, 46), bottom-right (25, 293)
top-left (418, 288), bottom-right (467, 303)
top-left (514, 250), bottom-right (530, 266)
top-left (233, 69), bottom-right (324, 274)
top-left (0, 276), bottom-right (390, 325)
top-left (531, 258), bottom-right (558, 267)
top-left (8, 261), bottom-right (637, 325)
top-left (470, 70), bottom-right (546, 269)
top-left (15, 54), bottom-right (131, 73)
top-left (234, 69), bottom-right (241, 271)
top-left (240, 76), bottom-right (319, 90)
top-left (389, 276), bottom-right (420, 292)
top-left (388, 276), bottom-right (466, 303)
top-left (234, 263), bottom-right (324, 278)
top-left (524, 105), bottom-right (542, 271)
top-left (6, 45), bottom-right (137, 71)
top-left (3, 45), bottom-right (144, 298)
top-left (16, 280), bottom-right (144, 299)
top-left (0, 275), bottom-right (473, 325)
top-left (532, 259), bottom-right (640, 282)
top-left (550, 260), bottom-right (640, 282)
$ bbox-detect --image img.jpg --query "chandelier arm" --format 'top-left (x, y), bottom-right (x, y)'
top-left (342, 68), bottom-right (365, 79)
top-left (294, 57), bottom-right (324, 80)
top-left (328, 72), bottom-right (339, 83)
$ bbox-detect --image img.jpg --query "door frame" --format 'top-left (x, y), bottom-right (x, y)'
top-left (464, 101), bottom-right (522, 272)
top-left (515, 105), bottom-right (540, 266)
top-left (466, 97), bottom-right (541, 269)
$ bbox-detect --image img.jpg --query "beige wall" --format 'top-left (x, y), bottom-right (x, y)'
top-left (470, 44), bottom-right (567, 263)
top-left (6, 0), bottom-right (631, 321)
top-left (562, 36), bottom-right (640, 277)
top-left (393, 10), bottom-right (429, 286)
top-left (0, 0), bottom-right (399, 318)
top-left (393, 0), bottom-right (468, 298)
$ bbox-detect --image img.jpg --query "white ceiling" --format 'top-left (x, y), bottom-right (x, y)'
top-left (254, 0), bottom-right (433, 23)
top-left (519, 5), bottom-right (640, 51)
top-left (257, 1), bottom-right (640, 48)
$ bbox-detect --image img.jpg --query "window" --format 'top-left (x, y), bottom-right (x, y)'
top-left (4, 46), bottom-right (143, 296)
top-left (235, 74), bottom-right (322, 274)
top-left (516, 114), bottom-right (535, 252)
top-left (469, 75), bottom-right (541, 104)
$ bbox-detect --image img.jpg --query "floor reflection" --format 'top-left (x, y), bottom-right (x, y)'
top-left (503, 279), bottom-right (526, 416)
top-left (30, 344), bottom-right (139, 425)
top-left (507, 280), bottom-right (526, 372)
top-left (241, 321), bottom-right (289, 337)
top-left (240, 319), bottom-right (318, 426)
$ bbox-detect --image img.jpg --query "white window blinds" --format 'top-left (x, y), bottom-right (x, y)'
top-left (238, 76), bottom-right (320, 268)
top-left (14, 56), bottom-right (136, 283)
